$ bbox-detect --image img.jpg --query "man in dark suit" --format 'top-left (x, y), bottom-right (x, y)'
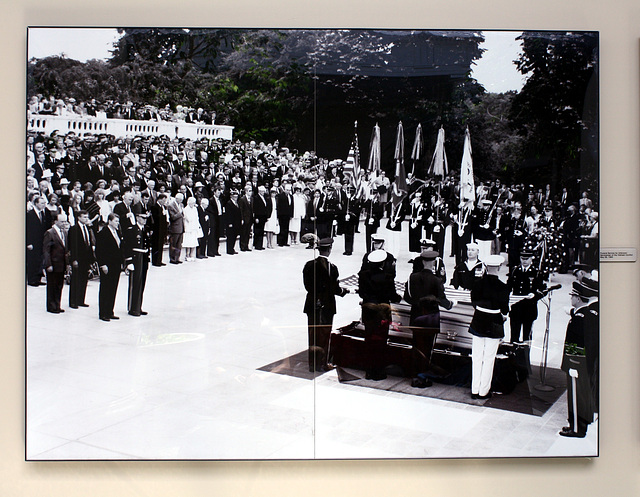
top-left (252, 185), bottom-right (271, 250)
top-left (302, 238), bottom-right (350, 372)
top-left (95, 213), bottom-right (124, 321)
top-left (150, 193), bottom-right (169, 266)
top-left (26, 195), bottom-right (52, 286)
top-left (238, 185), bottom-right (254, 251)
top-left (113, 192), bottom-right (137, 236)
top-left (206, 187), bottom-right (223, 256)
top-left (42, 213), bottom-right (69, 313)
top-left (196, 197), bottom-right (211, 259)
top-left (67, 210), bottom-right (95, 309)
top-left (276, 183), bottom-right (294, 246)
top-left (223, 189), bottom-right (242, 255)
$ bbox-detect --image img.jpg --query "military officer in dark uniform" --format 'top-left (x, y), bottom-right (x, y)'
top-left (123, 206), bottom-right (151, 317)
top-left (363, 191), bottom-right (384, 253)
top-left (302, 238), bottom-right (351, 372)
top-left (507, 250), bottom-right (546, 344)
top-left (337, 185), bottom-right (361, 256)
top-left (361, 236), bottom-right (397, 281)
top-left (560, 277), bottom-right (599, 438)
top-left (505, 201), bottom-right (527, 269)
top-left (450, 241), bottom-right (485, 290)
top-left (473, 199), bottom-right (496, 261)
top-left (358, 249), bottom-right (402, 380)
top-left (404, 249), bottom-right (454, 385)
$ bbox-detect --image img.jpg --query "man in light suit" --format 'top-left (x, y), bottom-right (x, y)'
top-left (43, 213), bottom-right (69, 313)
top-left (167, 193), bottom-right (185, 264)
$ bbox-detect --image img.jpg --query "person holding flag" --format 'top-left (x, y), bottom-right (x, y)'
top-left (385, 121), bottom-right (409, 258)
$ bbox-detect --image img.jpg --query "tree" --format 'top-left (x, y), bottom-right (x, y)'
top-left (509, 31), bottom-right (599, 195)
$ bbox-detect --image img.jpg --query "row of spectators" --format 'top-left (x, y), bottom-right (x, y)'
top-left (26, 128), bottom-right (598, 280)
top-left (28, 95), bottom-right (216, 124)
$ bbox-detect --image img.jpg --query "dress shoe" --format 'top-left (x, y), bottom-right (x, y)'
top-left (227, 251), bottom-right (237, 255)
top-left (47, 309), bottom-right (60, 314)
top-left (78, 303), bottom-right (89, 307)
top-left (470, 393), bottom-right (479, 400)
top-left (478, 392), bottom-right (492, 400)
top-left (169, 261), bottom-right (179, 264)
top-left (140, 311), bottom-right (148, 315)
top-left (196, 255), bottom-right (206, 259)
top-left (69, 305), bottom-right (79, 309)
top-left (177, 260), bottom-right (183, 264)
top-left (128, 312), bottom-right (141, 317)
top-left (152, 263), bottom-right (163, 267)
top-left (110, 315), bottom-right (120, 320)
top-left (99, 316), bottom-right (111, 322)
top-left (559, 430), bottom-right (586, 438)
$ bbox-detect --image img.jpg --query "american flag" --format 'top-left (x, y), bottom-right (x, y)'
top-left (344, 121), bottom-right (364, 198)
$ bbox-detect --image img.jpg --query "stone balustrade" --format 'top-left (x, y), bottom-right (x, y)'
top-left (28, 114), bottom-right (234, 141)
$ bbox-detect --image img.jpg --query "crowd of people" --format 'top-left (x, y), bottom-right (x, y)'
top-left (26, 123), bottom-right (599, 437)
top-left (28, 94), bottom-right (216, 124)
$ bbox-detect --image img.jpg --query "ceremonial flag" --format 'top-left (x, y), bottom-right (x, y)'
top-left (391, 121), bottom-right (408, 209)
top-left (344, 121), bottom-right (364, 198)
top-left (459, 127), bottom-right (475, 209)
top-left (428, 126), bottom-right (448, 178)
top-left (367, 123), bottom-right (381, 174)
top-left (410, 123), bottom-right (424, 177)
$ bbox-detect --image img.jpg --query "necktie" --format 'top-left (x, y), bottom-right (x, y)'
top-left (39, 210), bottom-right (44, 223)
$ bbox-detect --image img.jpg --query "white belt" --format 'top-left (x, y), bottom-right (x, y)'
top-left (476, 306), bottom-right (501, 314)
top-left (133, 248), bottom-right (147, 253)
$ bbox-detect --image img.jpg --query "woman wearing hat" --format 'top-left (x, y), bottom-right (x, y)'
top-left (469, 255), bottom-right (510, 400)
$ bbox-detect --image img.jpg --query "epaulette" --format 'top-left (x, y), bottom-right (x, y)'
top-left (589, 309), bottom-right (598, 316)
top-left (575, 311), bottom-right (585, 318)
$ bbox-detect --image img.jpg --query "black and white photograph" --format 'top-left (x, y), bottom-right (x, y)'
top-left (25, 27), bottom-right (599, 460)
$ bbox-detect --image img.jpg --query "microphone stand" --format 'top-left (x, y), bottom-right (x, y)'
top-left (534, 286), bottom-right (556, 392)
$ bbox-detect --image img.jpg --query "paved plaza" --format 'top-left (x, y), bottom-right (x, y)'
top-left (26, 224), bottom-right (597, 459)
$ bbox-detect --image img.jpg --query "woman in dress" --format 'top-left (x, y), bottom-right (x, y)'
top-left (264, 188), bottom-right (279, 249)
top-left (182, 196), bottom-right (202, 261)
top-left (290, 185), bottom-right (306, 245)
top-left (94, 188), bottom-right (112, 228)
top-left (81, 190), bottom-right (101, 228)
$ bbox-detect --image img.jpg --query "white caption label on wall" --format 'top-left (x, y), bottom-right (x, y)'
top-left (600, 248), bottom-right (637, 262)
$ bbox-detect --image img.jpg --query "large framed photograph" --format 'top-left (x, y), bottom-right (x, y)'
top-left (26, 27), bottom-right (599, 460)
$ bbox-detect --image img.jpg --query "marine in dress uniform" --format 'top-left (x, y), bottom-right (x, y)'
top-left (123, 207), bottom-right (151, 317)
top-left (302, 238), bottom-right (350, 372)
top-left (468, 255), bottom-right (510, 399)
top-left (560, 277), bottom-right (599, 438)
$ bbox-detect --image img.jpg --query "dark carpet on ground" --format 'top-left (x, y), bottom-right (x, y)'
top-left (259, 351), bottom-right (566, 417)
top-left (257, 350), bottom-right (319, 380)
